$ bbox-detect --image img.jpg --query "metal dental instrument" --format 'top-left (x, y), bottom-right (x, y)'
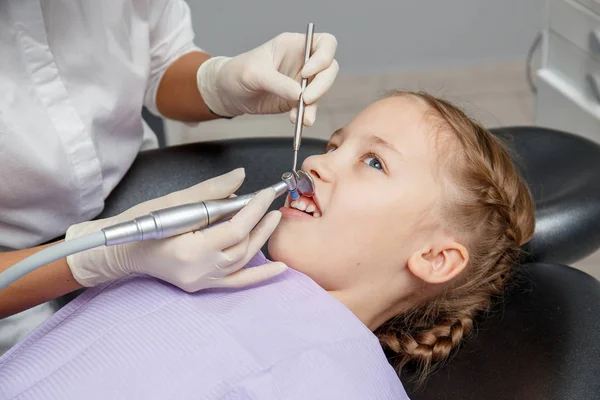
top-left (292, 22), bottom-right (315, 173)
top-left (0, 177), bottom-right (291, 291)
top-left (295, 170), bottom-right (315, 197)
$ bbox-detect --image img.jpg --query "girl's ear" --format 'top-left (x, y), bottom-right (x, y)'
top-left (407, 241), bottom-right (469, 284)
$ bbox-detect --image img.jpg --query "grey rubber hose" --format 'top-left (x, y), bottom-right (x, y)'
top-left (0, 231), bottom-right (106, 291)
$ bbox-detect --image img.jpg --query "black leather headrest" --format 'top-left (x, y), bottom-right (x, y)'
top-left (402, 262), bottom-right (600, 399)
top-left (492, 127), bottom-right (600, 265)
top-left (99, 127), bottom-right (600, 265)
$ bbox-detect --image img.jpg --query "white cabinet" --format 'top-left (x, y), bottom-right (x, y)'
top-left (572, 0), bottom-right (600, 15)
top-left (536, 0), bottom-right (600, 142)
top-left (536, 69), bottom-right (600, 144)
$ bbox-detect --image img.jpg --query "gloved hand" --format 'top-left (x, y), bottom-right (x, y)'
top-left (197, 31), bottom-right (339, 126)
top-left (65, 168), bottom-right (287, 292)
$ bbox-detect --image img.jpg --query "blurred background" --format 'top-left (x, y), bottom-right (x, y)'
top-left (163, 0), bottom-right (545, 145)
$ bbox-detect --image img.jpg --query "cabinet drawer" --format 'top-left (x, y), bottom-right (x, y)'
top-left (550, 0), bottom-right (600, 55)
top-left (547, 30), bottom-right (600, 104)
top-left (535, 69), bottom-right (600, 145)
top-left (573, 0), bottom-right (600, 16)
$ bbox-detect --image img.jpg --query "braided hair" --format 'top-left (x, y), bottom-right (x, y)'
top-left (375, 91), bottom-right (536, 386)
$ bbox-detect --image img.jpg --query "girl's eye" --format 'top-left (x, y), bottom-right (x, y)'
top-left (325, 145), bottom-right (384, 171)
top-left (363, 155), bottom-right (383, 171)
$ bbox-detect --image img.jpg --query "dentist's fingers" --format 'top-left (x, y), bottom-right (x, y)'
top-left (202, 188), bottom-right (277, 250)
top-left (255, 69), bottom-right (302, 103)
top-left (301, 33), bottom-right (338, 78)
top-left (289, 103), bottom-right (318, 127)
top-left (289, 107), bottom-right (298, 124)
top-left (302, 60), bottom-right (339, 105)
top-left (216, 210), bottom-right (282, 274)
top-left (215, 235), bottom-right (250, 271)
top-left (215, 261), bottom-right (288, 289)
top-left (303, 104), bottom-right (317, 126)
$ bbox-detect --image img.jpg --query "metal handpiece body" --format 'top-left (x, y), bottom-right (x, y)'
top-left (102, 181), bottom-right (288, 246)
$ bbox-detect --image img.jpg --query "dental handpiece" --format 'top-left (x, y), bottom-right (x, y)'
top-left (102, 180), bottom-right (288, 246)
top-left (0, 178), bottom-right (290, 291)
top-left (292, 22), bottom-right (315, 173)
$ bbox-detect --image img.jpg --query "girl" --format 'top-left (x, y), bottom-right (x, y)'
top-left (0, 91), bottom-right (535, 399)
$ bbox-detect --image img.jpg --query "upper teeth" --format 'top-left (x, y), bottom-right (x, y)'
top-left (292, 200), bottom-right (307, 211)
top-left (290, 198), bottom-right (321, 217)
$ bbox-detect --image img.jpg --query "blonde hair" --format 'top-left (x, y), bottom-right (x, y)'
top-left (375, 91), bottom-right (536, 386)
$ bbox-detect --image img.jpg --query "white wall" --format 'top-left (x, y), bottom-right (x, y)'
top-left (186, 0), bottom-right (546, 75)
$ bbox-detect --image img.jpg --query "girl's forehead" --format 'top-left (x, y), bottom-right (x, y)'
top-left (336, 97), bottom-right (439, 158)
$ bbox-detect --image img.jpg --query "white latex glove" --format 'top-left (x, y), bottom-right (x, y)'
top-left (197, 31), bottom-right (339, 126)
top-left (65, 168), bottom-right (287, 292)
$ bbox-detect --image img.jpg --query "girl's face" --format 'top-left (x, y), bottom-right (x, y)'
top-left (269, 96), bottom-right (461, 325)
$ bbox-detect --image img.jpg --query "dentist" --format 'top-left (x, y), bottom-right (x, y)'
top-left (0, 0), bottom-right (339, 353)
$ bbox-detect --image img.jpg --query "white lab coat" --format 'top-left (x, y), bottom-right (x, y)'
top-left (0, 0), bottom-right (201, 354)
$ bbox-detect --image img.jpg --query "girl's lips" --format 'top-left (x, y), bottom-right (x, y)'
top-left (279, 206), bottom-right (315, 220)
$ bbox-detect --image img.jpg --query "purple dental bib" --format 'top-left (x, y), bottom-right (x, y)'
top-left (0, 252), bottom-right (409, 399)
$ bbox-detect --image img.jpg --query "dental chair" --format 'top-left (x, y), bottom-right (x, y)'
top-left (93, 126), bottom-right (600, 400)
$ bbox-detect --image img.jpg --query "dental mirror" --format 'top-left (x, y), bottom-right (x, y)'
top-left (295, 170), bottom-right (315, 197)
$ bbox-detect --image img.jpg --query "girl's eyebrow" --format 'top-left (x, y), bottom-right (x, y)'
top-left (367, 134), bottom-right (402, 156)
top-left (331, 128), bottom-right (402, 156)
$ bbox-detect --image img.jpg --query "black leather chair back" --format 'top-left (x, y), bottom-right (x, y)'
top-left (404, 262), bottom-right (600, 400)
top-left (493, 127), bottom-right (600, 265)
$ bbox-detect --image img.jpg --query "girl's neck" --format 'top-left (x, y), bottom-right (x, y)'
top-left (328, 288), bottom-right (409, 332)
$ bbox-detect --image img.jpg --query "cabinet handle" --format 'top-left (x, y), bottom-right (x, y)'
top-left (588, 73), bottom-right (600, 103)
top-left (593, 30), bottom-right (600, 54)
